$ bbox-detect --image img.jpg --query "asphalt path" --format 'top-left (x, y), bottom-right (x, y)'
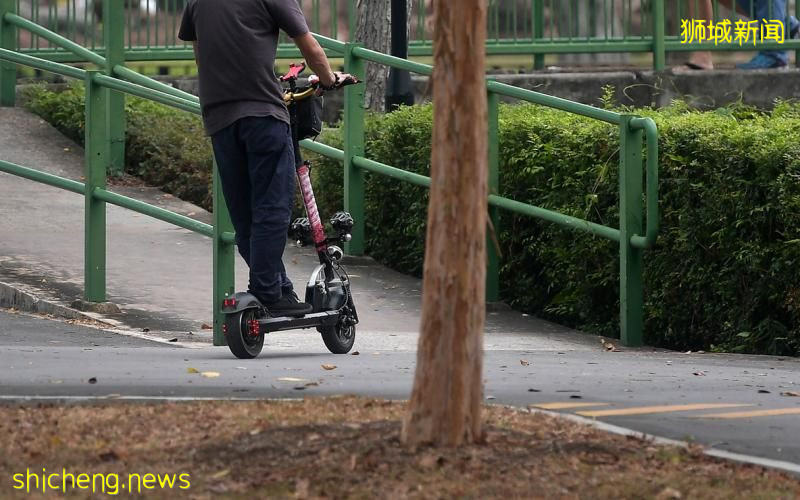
top-left (1, 310), bottom-right (798, 468)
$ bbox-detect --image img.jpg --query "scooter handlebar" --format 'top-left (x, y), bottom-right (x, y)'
top-left (308, 73), bottom-right (360, 90)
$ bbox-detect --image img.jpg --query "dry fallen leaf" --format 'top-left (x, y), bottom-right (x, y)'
top-left (520, 359), bottom-right (530, 366)
top-left (201, 371), bottom-right (221, 378)
top-left (418, 454), bottom-right (444, 469)
top-left (351, 351), bottom-right (360, 356)
top-left (600, 338), bottom-right (619, 351)
top-left (201, 323), bottom-right (213, 330)
top-left (781, 391), bottom-right (800, 397)
top-left (294, 478), bottom-right (310, 498)
top-left (322, 364), bottom-right (337, 371)
top-left (655, 486), bottom-right (683, 499)
top-left (211, 469), bottom-right (230, 480)
top-left (693, 371), bottom-right (707, 376)
top-left (186, 367), bottom-right (199, 374)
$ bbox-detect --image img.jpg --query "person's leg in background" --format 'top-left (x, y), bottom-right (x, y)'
top-left (684, 0), bottom-right (716, 70)
top-left (736, 0), bottom-right (799, 68)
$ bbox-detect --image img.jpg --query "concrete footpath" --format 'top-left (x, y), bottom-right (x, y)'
top-left (0, 107), bottom-right (590, 351)
top-left (1, 107), bottom-right (799, 473)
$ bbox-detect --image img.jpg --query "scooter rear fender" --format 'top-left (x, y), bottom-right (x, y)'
top-left (221, 292), bottom-right (263, 314)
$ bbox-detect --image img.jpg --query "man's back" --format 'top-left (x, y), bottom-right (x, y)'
top-left (179, 0), bottom-right (309, 135)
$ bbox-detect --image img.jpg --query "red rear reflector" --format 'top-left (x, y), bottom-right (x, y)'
top-left (223, 298), bottom-right (237, 307)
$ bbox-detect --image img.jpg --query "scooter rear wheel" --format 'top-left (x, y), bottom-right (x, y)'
top-left (319, 323), bottom-right (355, 354)
top-left (225, 309), bottom-right (264, 359)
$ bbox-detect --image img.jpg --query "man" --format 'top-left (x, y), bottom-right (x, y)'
top-left (683, 0), bottom-right (799, 70)
top-left (178, 0), bottom-right (351, 316)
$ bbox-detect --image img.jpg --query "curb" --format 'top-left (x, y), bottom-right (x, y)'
top-left (0, 280), bottom-right (112, 325)
top-left (525, 406), bottom-right (800, 477)
top-left (0, 280), bottom-right (205, 348)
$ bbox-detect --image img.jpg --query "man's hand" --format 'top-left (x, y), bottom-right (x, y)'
top-left (312, 72), bottom-right (357, 90)
top-left (310, 72), bottom-right (358, 92)
top-left (293, 32), bottom-right (337, 88)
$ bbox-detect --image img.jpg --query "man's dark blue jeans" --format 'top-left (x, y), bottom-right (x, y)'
top-left (211, 116), bottom-right (295, 304)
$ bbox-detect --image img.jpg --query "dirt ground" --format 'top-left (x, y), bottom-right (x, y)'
top-left (0, 396), bottom-right (798, 499)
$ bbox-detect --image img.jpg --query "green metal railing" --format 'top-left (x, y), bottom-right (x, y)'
top-left (1, 0), bottom-right (237, 346)
top-left (317, 36), bottom-right (661, 347)
top-left (7, 1), bottom-right (800, 70)
top-left (0, 3), bottom-right (660, 346)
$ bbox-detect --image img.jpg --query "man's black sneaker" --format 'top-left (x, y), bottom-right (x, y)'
top-left (283, 290), bottom-right (303, 304)
top-left (264, 294), bottom-right (312, 317)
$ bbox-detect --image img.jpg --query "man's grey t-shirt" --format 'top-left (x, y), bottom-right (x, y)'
top-left (178, 0), bottom-right (309, 136)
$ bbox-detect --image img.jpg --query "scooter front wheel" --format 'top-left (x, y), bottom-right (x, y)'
top-left (225, 309), bottom-right (264, 359)
top-left (318, 323), bottom-right (355, 354)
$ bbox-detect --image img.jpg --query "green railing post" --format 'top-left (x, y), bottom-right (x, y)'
top-left (84, 70), bottom-right (109, 302)
top-left (347, 0), bottom-right (357, 41)
top-left (652, 0), bottom-right (666, 71)
top-left (0, 0), bottom-right (17, 106)
top-left (533, 0), bottom-right (545, 70)
top-left (344, 42), bottom-right (365, 256)
top-left (212, 158), bottom-right (235, 347)
top-left (486, 90), bottom-right (500, 302)
top-left (103, 0), bottom-right (125, 176)
top-left (619, 115), bottom-right (644, 347)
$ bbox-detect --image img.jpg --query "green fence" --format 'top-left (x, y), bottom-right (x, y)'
top-left (7, 0), bottom-right (800, 70)
top-left (0, 3), bottom-right (660, 346)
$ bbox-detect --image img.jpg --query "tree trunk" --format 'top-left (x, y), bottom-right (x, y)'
top-left (355, 0), bottom-right (390, 112)
top-left (355, 0), bottom-right (413, 112)
top-left (401, 0), bottom-right (488, 448)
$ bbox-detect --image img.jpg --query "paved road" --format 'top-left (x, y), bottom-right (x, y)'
top-left (2, 106), bottom-right (800, 473)
top-left (2, 310), bottom-right (798, 467)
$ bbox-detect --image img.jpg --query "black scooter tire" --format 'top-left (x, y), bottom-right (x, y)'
top-left (225, 309), bottom-right (264, 359)
top-left (318, 324), bottom-right (355, 354)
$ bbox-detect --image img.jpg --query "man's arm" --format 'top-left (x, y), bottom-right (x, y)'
top-left (292, 32), bottom-right (337, 88)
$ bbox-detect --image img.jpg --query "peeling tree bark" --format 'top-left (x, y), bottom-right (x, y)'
top-left (355, 0), bottom-right (390, 112)
top-left (401, 0), bottom-right (488, 448)
top-left (355, 0), bottom-right (413, 112)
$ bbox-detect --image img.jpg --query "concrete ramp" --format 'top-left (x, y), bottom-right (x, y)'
top-left (0, 106), bottom-right (597, 353)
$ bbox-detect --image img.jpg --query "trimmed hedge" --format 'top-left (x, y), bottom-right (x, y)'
top-left (23, 83), bottom-right (800, 355)
top-left (23, 83), bottom-right (215, 210)
top-left (310, 102), bottom-right (800, 356)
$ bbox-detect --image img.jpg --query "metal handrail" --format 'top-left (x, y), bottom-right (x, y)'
top-left (0, 7), bottom-right (660, 347)
top-left (9, 0), bottom-right (800, 71)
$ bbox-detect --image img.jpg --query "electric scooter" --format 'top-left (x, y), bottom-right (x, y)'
top-left (221, 63), bottom-right (361, 359)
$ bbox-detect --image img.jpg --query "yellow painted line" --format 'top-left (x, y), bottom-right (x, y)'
top-left (696, 408), bottom-right (800, 419)
top-left (532, 402), bottom-right (610, 410)
top-left (577, 403), bottom-right (752, 417)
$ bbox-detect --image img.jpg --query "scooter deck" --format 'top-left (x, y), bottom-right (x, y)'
top-left (257, 310), bottom-right (340, 334)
